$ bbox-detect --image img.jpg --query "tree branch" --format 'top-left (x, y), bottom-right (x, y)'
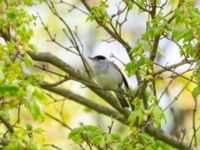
top-left (28, 51), bottom-right (197, 150)
top-left (145, 126), bottom-right (197, 150)
top-left (80, 0), bottom-right (142, 84)
top-left (0, 115), bottom-right (14, 134)
top-left (41, 83), bottom-right (127, 124)
top-left (28, 51), bottom-right (130, 116)
top-left (80, 0), bottom-right (131, 51)
top-left (130, 0), bottom-right (151, 13)
top-left (43, 81), bottom-right (196, 150)
top-left (153, 59), bottom-right (197, 76)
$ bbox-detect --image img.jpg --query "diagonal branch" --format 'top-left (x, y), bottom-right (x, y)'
top-left (27, 51), bottom-right (129, 116)
top-left (0, 115), bottom-right (14, 134)
top-left (79, 0), bottom-right (142, 84)
top-left (130, 0), bottom-right (151, 13)
top-left (145, 126), bottom-right (196, 150)
top-left (80, 0), bottom-right (131, 51)
top-left (46, 0), bottom-right (92, 78)
top-left (28, 51), bottom-right (197, 150)
top-left (41, 83), bottom-right (127, 124)
top-left (42, 81), bottom-right (196, 150)
top-left (153, 59), bottom-right (197, 76)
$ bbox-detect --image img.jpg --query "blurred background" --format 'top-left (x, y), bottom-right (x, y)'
top-left (2, 0), bottom-right (200, 149)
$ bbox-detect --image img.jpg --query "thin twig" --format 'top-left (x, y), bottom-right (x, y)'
top-left (37, 12), bottom-right (78, 55)
top-left (158, 79), bottom-right (173, 100)
top-left (47, 0), bottom-right (92, 78)
top-left (191, 97), bottom-right (198, 146)
top-left (130, 0), bottom-right (151, 13)
top-left (52, 0), bottom-right (89, 15)
top-left (154, 63), bottom-right (197, 84)
top-left (35, 65), bottom-right (66, 78)
top-left (0, 116), bottom-right (14, 134)
top-left (164, 75), bottom-right (194, 111)
top-left (45, 112), bottom-right (72, 130)
top-left (42, 78), bottom-right (69, 87)
top-left (43, 144), bottom-right (63, 150)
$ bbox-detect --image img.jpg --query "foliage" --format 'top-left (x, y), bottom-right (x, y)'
top-left (0, 0), bottom-right (46, 149)
top-left (0, 0), bottom-right (200, 149)
top-left (4, 124), bottom-right (43, 150)
top-left (68, 125), bottom-right (170, 150)
top-left (86, 0), bottom-right (110, 25)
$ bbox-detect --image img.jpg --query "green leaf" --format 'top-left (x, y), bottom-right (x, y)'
top-left (87, 0), bottom-right (110, 25)
top-left (17, 24), bottom-right (33, 42)
top-left (28, 44), bottom-right (37, 51)
top-left (192, 86), bottom-right (200, 99)
top-left (6, 11), bottom-right (17, 22)
top-left (0, 110), bottom-right (9, 120)
top-left (25, 97), bottom-right (45, 121)
top-left (68, 127), bottom-right (83, 144)
top-left (125, 0), bottom-right (133, 9)
top-left (142, 42), bottom-right (151, 52)
top-left (105, 133), bottom-right (121, 143)
top-left (7, 40), bottom-right (16, 54)
top-left (26, 139), bottom-right (41, 150)
top-left (33, 127), bottom-right (44, 134)
top-left (82, 126), bottom-right (104, 146)
top-left (24, 0), bottom-right (34, 6)
top-left (126, 61), bottom-right (138, 77)
top-left (68, 125), bottom-right (104, 146)
top-left (144, 26), bottom-right (161, 39)
top-left (26, 123), bottom-right (33, 131)
top-left (118, 136), bottom-right (134, 150)
top-left (5, 131), bottom-right (41, 150)
top-left (24, 53), bottom-right (33, 67)
top-left (126, 44), bottom-right (151, 77)
top-left (0, 84), bottom-right (20, 97)
top-left (147, 140), bottom-right (171, 150)
top-left (138, 133), bottom-right (153, 144)
top-left (128, 109), bottom-right (144, 126)
top-left (5, 139), bottom-right (24, 150)
top-left (38, 0), bottom-right (43, 3)
top-left (0, 63), bottom-right (5, 81)
top-left (131, 43), bottom-right (143, 54)
top-left (128, 98), bottom-right (145, 126)
top-left (148, 104), bottom-right (165, 128)
top-left (0, 18), bottom-right (5, 28)
top-left (0, 0), bottom-right (3, 5)
top-left (33, 87), bottom-right (48, 104)
top-left (188, 7), bottom-right (200, 18)
top-left (172, 28), bottom-right (193, 42)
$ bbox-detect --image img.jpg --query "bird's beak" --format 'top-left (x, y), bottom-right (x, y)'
top-left (88, 56), bottom-right (94, 60)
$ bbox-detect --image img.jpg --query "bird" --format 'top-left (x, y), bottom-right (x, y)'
top-left (88, 55), bottom-right (129, 108)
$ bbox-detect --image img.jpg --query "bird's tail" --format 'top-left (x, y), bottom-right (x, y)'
top-left (115, 88), bottom-right (129, 108)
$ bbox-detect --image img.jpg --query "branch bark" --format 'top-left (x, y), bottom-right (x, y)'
top-left (153, 59), bottom-right (197, 76)
top-left (80, 0), bottom-right (131, 51)
top-left (80, 0), bottom-right (142, 86)
top-left (41, 83), bottom-right (127, 124)
top-left (27, 51), bottom-right (129, 116)
top-left (0, 115), bottom-right (14, 134)
top-left (145, 126), bottom-right (197, 150)
top-left (28, 51), bottom-right (197, 150)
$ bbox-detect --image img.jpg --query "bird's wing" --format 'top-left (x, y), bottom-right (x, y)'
top-left (112, 62), bottom-right (129, 88)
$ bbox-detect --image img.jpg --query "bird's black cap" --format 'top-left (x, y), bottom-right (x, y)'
top-left (89, 55), bottom-right (106, 60)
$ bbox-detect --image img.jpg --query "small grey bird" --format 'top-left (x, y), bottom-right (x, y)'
top-left (89, 55), bottom-right (129, 108)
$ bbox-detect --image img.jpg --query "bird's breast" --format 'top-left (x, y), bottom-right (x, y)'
top-left (94, 67), bottom-right (122, 91)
